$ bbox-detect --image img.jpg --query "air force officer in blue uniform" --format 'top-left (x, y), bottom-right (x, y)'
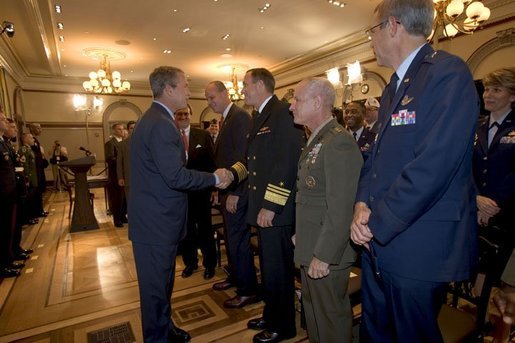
top-left (129, 66), bottom-right (229, 343)
top-left (350, 0), bottom-right (479, 341)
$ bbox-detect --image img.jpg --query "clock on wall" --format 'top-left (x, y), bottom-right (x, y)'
top-left (360, 83), bottom-right (369, 94)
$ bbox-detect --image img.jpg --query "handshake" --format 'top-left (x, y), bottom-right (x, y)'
top-left (214, 168), bottom-right (234, 189)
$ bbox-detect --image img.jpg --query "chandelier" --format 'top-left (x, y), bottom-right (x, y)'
top-left (430, 0), bottom-right (491, 40)
top-left (224, 67), bottom-right (244, 101)
top-left (82, 55), bottom-right (130, 94)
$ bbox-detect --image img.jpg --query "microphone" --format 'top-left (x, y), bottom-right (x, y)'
top-left (79, 146), bottom-right (92, 155)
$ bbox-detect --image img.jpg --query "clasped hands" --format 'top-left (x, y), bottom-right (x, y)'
top-left (350, 202), bottom-right (374, 250)
top-left (214, 168), bottom-right (234, 189)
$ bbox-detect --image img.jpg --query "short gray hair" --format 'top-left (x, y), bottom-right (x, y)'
top-left (375, 0), bottom-right (433, 38)
top-left (149, 66), bottom-right (184, 98)
top-left (303, 77), bottom-right (336, 112)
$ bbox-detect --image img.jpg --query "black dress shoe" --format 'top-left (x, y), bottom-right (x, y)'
top-left (203, 267), bottom-right (215, 280)
top-left (28, 219), bottom-right (39, 225)
top-left (9, 262), bottom-right (25, 270)
top-left (14, 253), bottom-right (30, 261)
top-left (0, 268), bottom-right (21, 278)
top-left (248, 317), bottom-right (267, 330)
top-left (253, 330), bottom-right (295, 343)
top-left (181, 265), bottom-right (198, 278)
top-left (39, 211), bottom-right (49, 217)
top-left (168, 327), bottom-right (191, 343)
top-left (18, 248), bottom-right (33, 255)
top-left (114, 222), bottom-right (124, 228)
top-left (223, 295), bottom-right (261, 308)
top-left (212, 279), bottom-right (234, 291)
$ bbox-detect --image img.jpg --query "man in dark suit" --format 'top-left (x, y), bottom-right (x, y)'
top-left (175, 106), bottom-right (218, 280)
top-left (204, 81), bottom-right (258, 304)
top-left (27, 123), bottom-right (48, 218)
top-left (129, 66), bottom-right (230, 343)
top-left (207, 118), bottom-right (219, 144)
top-left (351, 0), bottom-right (479, 341)
top-left (344, 101), bottom-right (376, 156)
top-left (117, 121), bottom-right (135, 200)
top-left (291, 77), bottom-right (363, 342)
top-left (105, 123), bottom-right (125, 227)
top-left (230, 68), bottom-right (304, 343)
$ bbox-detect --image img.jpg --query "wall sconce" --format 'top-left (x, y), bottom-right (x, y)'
top-left (73, 94), bottom-right (103, 147)
top-left (73, 94), bottom-right (103, 113)
top-left (346, 60), bottom-right (363, 85)
top-left (326, 67), bottom-right (342, 86)
top-left (0, 21), bottom-right (15, 38)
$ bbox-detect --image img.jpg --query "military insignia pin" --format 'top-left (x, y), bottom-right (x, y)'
top-left (305, 176), bottom-right (316, 188)
top-left (401, 95), bottom-right (414, 106)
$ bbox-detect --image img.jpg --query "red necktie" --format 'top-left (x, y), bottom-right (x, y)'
top-left (181, 129), bottom-right (188, 153)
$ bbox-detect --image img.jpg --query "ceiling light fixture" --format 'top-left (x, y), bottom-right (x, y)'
top-left (429, 0), bottom-right (490, 40)
top-left (55, 5), bottom-right (62, 13)
top-left (82, 55), bottom-right (130, 94)
top-left (221, 33), bottom-right (230, 40)
top-left (0, 21), bottom-right (14, 38)
top-left (259, 3), bottom-right (271, 13)
top-left (328, 0), bottom-right (346, 8)
top-left (163, 49), bottom-right (172, 54)
top-left (182, 27), bottom-right (191, 33)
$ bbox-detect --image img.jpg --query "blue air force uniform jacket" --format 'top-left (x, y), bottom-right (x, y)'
top-left (356, 44), bottom-right (479, 282)
top-left (473, 110), bottom-right (515, 229)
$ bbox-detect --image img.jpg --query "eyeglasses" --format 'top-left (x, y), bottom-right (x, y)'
top-left (365, 20), bottom-right (387, 38)
top-left (366, 107), bottom-right (379, 112)
top-left (365, 19), bottom-right (401, 39)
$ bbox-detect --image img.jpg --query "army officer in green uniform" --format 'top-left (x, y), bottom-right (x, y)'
top-left (290, 77), bottom-right (362, 342)
top-left (18, 133), bottom-right (38, 220)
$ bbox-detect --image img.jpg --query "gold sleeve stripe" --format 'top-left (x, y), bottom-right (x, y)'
top-left (264, 190), bottom-right (288, 206)
top-left (231, 161), bottom-right (248, 181)
top-left (267, 184), bottom-right (291, 196)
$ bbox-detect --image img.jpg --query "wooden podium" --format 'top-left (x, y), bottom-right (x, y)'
top-left (59, 156), bottom-right (99, 232)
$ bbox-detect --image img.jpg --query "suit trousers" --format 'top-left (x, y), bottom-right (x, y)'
top-left (300, 266), bottom-right (352, 343)
top-left (132, 242), bottom-right (178, 343)
top-left (221, 192), bottom-right (258, 296)
top-left (107, 181), bottom-right (124, 224)
top-left (360, 252), bottom-right (447, 343)
top-left (180, 192), bottom-right (217, 269)
top-left (257, 225), bottom-right (296, 337)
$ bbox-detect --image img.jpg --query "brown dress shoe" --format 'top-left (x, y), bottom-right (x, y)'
top-left (223, 295), bottom-right (261, 308)
top-left (212, 279), bottom-right (234, 291)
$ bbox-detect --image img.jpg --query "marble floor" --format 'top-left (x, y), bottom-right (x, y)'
top-left (0, 189), bottom-right (308, 343)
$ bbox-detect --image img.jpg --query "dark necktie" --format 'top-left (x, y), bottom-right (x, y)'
top-left (488, 121), bottom-right (499, 148)
top-left (219, 116), bottom-right (224, 131)
top-left (353, 132), bottom-right (357, 141)
top-left (387, 73), bottom-right (399, 103)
